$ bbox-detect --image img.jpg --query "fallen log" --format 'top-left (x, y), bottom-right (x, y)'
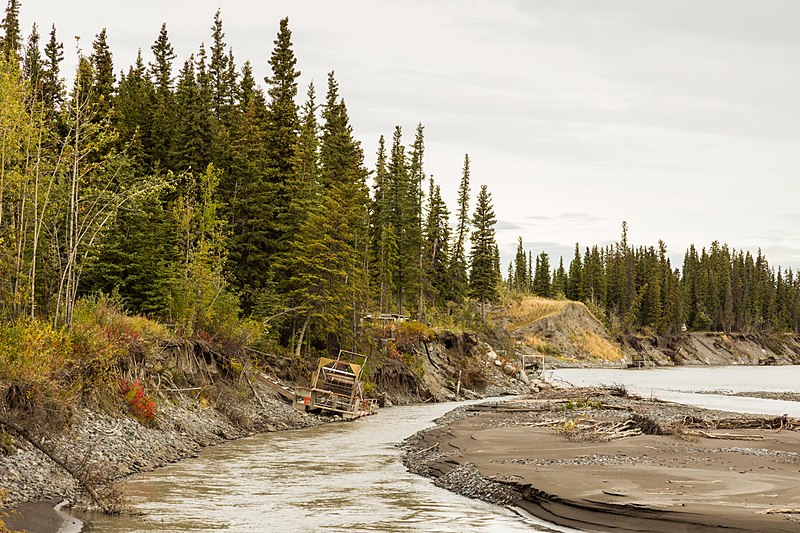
top-left (0, 415), bottom-right (119, 514)
top-left (696, 431), bottom-right (764, 441)
top-left (757, 508), bottom-right (800, 515)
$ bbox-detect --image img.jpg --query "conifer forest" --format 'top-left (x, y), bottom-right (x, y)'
top-left (1, 0), bottom-right (799, 369)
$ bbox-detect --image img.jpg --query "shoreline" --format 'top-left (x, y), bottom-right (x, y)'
top-left (0, 384), bottom-right (328, 533)
top-left (403, 388), bottom-right (800, 532)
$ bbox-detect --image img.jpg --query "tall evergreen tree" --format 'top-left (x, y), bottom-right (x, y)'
top-left (513, 237), bottom-right (527, 292)
top-left (553, 257), bottom-right (567, 297)
top-left (209, 9), bottom-right (233, 118)
top-left (225, 61), bottom-right (270, 311)
top-left (0, 0), bottom-right (21, 63)
top-left (450, 154), bottom-right (471, 302)
top-left (288, 72), bottom-right (369, 353)
top-left (90, 28), bottom-right (115, 120)
top-left (172, 53), bottom-right (212, 172)
top-left (423, 176), bottom-right (451, 308)
top-left (41, 24), bottom-right (64, 118)
top-left (409, 123), bottom-right (426, 318)
top-left (22, 23), bottom-right (43, 98)
top-left (533, 252), bottom-right (551, 297)
top-left (469, 184), bottom-right (499, 320)
top-left (149, 23), bottom-right (176, 169)
top-left (264, 16), bottom-right (299, 241)
top-left (370, 134), bottom-right (392, 312)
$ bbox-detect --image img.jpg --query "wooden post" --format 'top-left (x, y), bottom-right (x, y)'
top-left (456, 370), bottom-right (462, 400)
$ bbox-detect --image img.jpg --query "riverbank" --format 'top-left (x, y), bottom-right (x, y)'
top-left (403, 387), bottom-right (800, 532)
top-left (0, 380), bottom-right (326, 532)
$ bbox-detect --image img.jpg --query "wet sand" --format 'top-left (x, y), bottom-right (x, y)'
top-left (405, 391), bottom-right (800, 532)
top-left (2, 498), bottom-right (82, 533)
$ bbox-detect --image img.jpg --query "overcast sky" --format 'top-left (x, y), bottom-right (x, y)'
top-left (17, 0), bottom-right (800, 271)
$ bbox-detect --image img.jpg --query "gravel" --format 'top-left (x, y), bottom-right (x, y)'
top-left (0, 384), bottom-right (325, 510)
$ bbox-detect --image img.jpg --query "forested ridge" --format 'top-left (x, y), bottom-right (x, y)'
top-left (509, 222), bottom-right (800, 336)
top-left (0, 1), bottom-right (504, 358)
top-left (1, 0), bottom-right (798, 367)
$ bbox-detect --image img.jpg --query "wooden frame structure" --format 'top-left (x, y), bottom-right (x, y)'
top-left (293, 350), bottom-right (378, 419)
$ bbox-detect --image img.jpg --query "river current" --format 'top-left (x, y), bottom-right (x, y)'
top-left (81, 401), bottom-right (570, 532)
top-left (81, 366), bottom-right (800, 532)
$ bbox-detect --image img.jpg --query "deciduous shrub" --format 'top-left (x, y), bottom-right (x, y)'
top-left (118, 379), bottom-right (157, 426)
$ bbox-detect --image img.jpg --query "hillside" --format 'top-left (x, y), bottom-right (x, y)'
top-left (489, 297), bottom-right (624, 365)
top-left (489, 296), bottom-right (800, 367)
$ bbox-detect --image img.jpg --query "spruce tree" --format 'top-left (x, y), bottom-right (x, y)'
top-left (450, 154), bottom-right (471, 302)
top-left (23, 23), bottom-right (43, 98)
top-left (288, 72), bottom-right (369, 352)
top-left (225, 61), bottom-right (270, 311)
top-left (209, 9), bottom-right (232, 118)
top-left (41, 24), bottom-right (64, 118)
top-left (469, 184), bottom-right (499, 320)
top-left (264, 16), bottom-right (300, 227)
top-left (553, 257), bottom-right (567, 297)
top-left (533, 252), bottom-right (551, 297)
top-left (90, 28), bottom-right (115, 120)
top-left (207, 10), bottom-right (236, 171)
top-left (513, 237), bottom-right (527, 293)
top-left (423, 176), bottom-right (451, 308)
top-left (0, 0), bottom-right (21, 64)
top-left (370, 134), bottom-right (393, 311)
top-left (409, 124), bottom-right (426, 318)
top-left (148, 23), bottom-right (176, 169)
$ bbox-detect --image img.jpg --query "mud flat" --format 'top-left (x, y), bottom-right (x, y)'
top-left (404, 388), bottom-right (800, 532)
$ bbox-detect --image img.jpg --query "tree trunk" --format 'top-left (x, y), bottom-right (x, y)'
top-left (295, 312), bottom-right (311, 357)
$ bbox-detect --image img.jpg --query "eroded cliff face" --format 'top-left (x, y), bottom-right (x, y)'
top-left (619, 332), bottom-right (800, 366)
top-left (489, 296), bottom-right (800, 368)
top-left (370, 330), bottom-right (526, 406)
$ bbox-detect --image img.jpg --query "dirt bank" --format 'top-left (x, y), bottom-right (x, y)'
top-left (0, 377), bottom-right (324, 521)
top-left (490, 296), bottom-right (800, 368)
top-left (620, 332), bottom-right (800, 366)
top-left (404, 388), bottom-right (800, 532)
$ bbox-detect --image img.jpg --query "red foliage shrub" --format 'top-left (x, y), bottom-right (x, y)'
top-left (118, 379), bottom-right (157, 425)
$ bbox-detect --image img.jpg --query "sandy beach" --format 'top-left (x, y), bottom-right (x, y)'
top-left (404, 389), bottom-right (800, 532)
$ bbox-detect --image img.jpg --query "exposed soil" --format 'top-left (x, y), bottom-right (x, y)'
top-left (492, 296), bottom-right (800, 367)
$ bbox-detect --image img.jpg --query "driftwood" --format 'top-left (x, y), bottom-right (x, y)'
top-left (0, 415), bottom-right (119, 514)
top-left (557, 418), bottom-right (643, 441)
top-left (680, 414), bottom-right (798, 431)
top-left (757, 508), bottom-right (800, 515)
top-left (696, 431), bottom-right (764, 441)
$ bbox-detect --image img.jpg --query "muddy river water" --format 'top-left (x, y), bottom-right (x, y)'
top-left (80, 366), bottom-right (800, 532)
top-left (80, 401), bottom-right (569, 532)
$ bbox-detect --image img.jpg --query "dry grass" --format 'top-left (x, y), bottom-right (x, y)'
top-left (490, 296), bottom-right (568, 331)
top-left (570, 331), bottom-right (624, 361)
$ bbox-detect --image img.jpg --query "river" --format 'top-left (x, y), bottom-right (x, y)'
top-left (550, 365), bottom-right (800, 417)
top-left (80, 366), bottom-right (800, 532)
top-left (80, 401), bottom-right (572, 533)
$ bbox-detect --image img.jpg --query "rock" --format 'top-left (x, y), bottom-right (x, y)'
top-left (503, 364), bottom-right (516, 376)
top-left (518, 371), bottom-right (530, 384)
top-left (494, 359), bottom-right (503, 367)
top-left (486, 350), bottom-right (498, 361)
